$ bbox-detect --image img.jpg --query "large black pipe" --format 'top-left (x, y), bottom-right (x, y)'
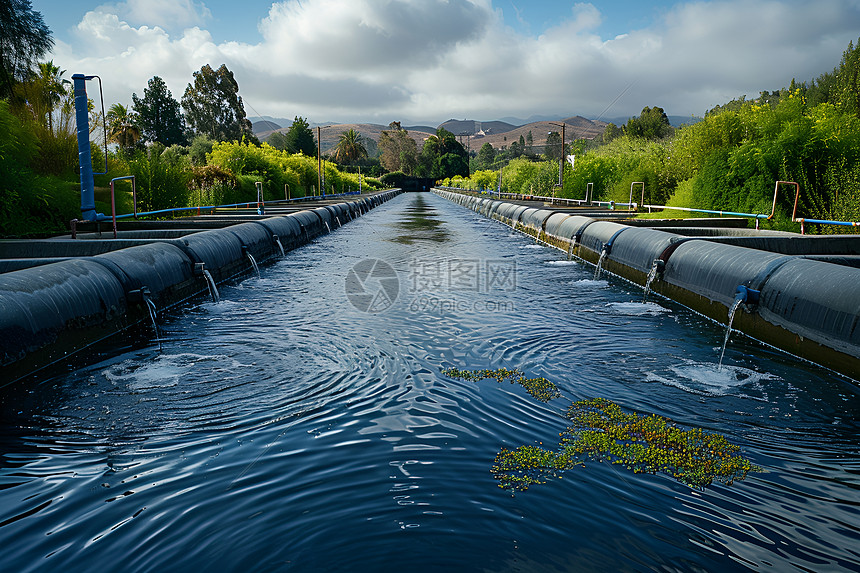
top-left (0, 191), bottom-right (402, 385)
top-left (433, 188), bottom-right (860, 380)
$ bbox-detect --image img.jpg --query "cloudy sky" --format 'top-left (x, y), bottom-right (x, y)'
top-left (34, 0), bottom-right (860, 125)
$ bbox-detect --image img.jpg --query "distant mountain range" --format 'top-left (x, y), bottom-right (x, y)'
top-left (250, 113), bottom-right (702, 135)
top-left (249, 113), bottom-right (702, 153)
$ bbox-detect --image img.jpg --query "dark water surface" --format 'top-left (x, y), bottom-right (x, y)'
top-left (1, 192), bottom-right (858, 572)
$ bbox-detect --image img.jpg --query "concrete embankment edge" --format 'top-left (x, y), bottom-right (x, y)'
top-left (433, 189), bottom-right (860, 381)
top-left (0, 191), bottom-right (402, 385)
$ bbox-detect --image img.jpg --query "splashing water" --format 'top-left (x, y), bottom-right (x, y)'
top-left (274, 236), bottom-right (285, 258)
top-left (718, 298), bottom-right (744, 370)
top-left (643, 260), bottom-right (660, 302)
top-left (142, 292), bottom-right (162, 351)
top-left (247, 253), bottom-right (261, 279)
top-left (647, 359), bottom-right (779, 400)
top-left (202, 269), bottom-right (220, 303)
top-left (325, 221), bottom-right (331, 233)
top-left (567, 239), bottom-right (576, 261)
top-left (594, 248), bottom-right (607, 280)
top-left (335, 216), bottom-right (342, 227)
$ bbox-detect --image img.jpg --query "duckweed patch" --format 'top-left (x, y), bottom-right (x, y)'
top-left (492, 397), bottom-right (760, 492)
top-left (442, 369), bottom-right (759, 491)
top-left (442, 367), bottom-right (561, 402)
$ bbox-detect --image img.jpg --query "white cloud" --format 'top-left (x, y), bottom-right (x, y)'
top-left (54, 11), bottom-right (220, 106)
top-left (48, 0), bottom-right (860, 123)
top-left (95, 0), bottom-right (211, 30)
top-left (249, 0), bottom-right (492, 79)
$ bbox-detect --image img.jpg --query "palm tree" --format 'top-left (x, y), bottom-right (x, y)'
top-left (106, 103), bottom-right (141, 154)
top-left (333, 128), bottom-right (367, 165)
top-left (37, 61), bottom-right (69, 134)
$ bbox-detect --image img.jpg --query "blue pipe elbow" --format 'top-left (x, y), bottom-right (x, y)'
top-left (735, 285), bottom-right (761, 305)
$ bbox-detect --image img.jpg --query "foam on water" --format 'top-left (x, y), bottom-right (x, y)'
top-left (646, 359), bottom-right (780, 400)
top-left (104, 353), bottom-right (235, 391)
top-left (520, 244), bottom-right (544, 249)
top-left (572, 278), bottom-right (608, 288)
top-left (546, 260), bottom-right (579, 266)
top-left (606, 301), bottom-right (671, 316)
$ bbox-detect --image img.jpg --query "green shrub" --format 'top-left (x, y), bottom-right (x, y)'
top-left (379, 171), bottom-right (407, 188)
top-left (127, 144), bottom-right (190, 212)
top-left (0, 101), bottom-right (81, 236)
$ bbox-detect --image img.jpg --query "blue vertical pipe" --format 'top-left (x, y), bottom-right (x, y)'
top-left (72, 74), bottom-right (102, 222)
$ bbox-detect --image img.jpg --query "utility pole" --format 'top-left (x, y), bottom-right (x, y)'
top-left (549, 122), bottom-right (566, 189)
top-left (316, 125), bottom-right (331, 197)
top-left (459, 132), bottom-right (471, 176)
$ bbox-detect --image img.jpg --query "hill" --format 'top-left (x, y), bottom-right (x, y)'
top-left (252, 120), bottom-right (281, 133)
top-left (254, 116), bottom-right (608, 155)
top-left (468, 116), bottom-right (607, 152)
top-left (438, 119), bottom-right (519, 136)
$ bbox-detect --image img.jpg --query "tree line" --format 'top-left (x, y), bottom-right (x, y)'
top-left (0, 1), bottom-right (473, 236)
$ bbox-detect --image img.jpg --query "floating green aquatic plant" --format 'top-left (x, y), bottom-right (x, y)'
top-left (442, 369), bottom-right (759, 491)
top-left (442, 367), bottom-right (561, 402)
top-left (491, 397), bottom-right (760, 492)
top-left (492, 445), bottom-right (578, 490)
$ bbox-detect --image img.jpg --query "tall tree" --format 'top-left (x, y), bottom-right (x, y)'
top-left (132, 76), bottom-right (186, 146)
top-left (603, 122), bottom-right (623, 143)
top-left (416, 127), bottom-right (468, 179)
top-left (836, 39), bottom-right (860, 117)
top-left (476, 142), bottom-right (496, 170)
top-left (17, 60), bottom-right (67, 133)
top-left (379, 122), bottom-right (418, 175)
top-left (626, 106), bottom-right (673, 140)
top-left (181, 64), bottom-right (253, 142)
top-left (545, 131), bottom-right (563, 161)
top-left (283, 116), bottom-right (316, 156)
top-left (267, 131), bottom-right (289, 151)
top-left (0, 0), bottom-right (52, 100)
top-left (106, 103), bottom-right (140, 155)
top-left (333, 128), bottom-right (367, 165)
top-left (514, 134), bottom-right (526, 158)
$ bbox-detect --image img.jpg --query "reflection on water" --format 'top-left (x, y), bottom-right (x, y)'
top-left (0, 192), bottom-right (858, 572)
top-left (387, 192), bottom-right (449, 244)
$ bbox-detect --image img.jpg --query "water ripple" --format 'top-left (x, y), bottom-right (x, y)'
top-left (0, 193), bottom-right (857, 572)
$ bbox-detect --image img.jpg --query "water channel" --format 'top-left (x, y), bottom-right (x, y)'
top-left (1, 192), bottom-right (858, 571)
